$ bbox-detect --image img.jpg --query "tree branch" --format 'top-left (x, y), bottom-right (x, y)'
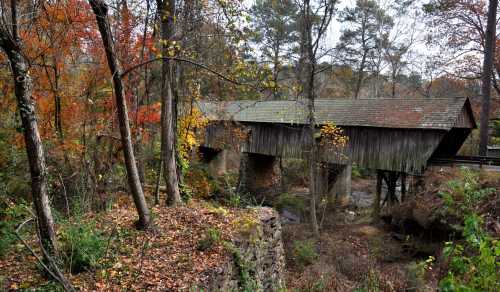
top-left (120, 57), bottom-right (248, 87)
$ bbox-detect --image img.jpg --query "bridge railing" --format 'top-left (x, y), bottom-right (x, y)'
top-left (428, 156), bottom-right (500, 167)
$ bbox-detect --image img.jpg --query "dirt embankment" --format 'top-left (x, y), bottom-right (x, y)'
top-left (283, 167), bottom-right (499, 291)
top-left (382, 167), bottom-right (500, 239)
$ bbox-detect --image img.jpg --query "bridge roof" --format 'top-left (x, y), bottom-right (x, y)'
top-left (198, 97), bottom-right (476, 130)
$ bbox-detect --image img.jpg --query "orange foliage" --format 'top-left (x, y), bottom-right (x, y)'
top-left (0, 0), bottom-right (159, 163)
top-left (136, 102), bottom-right (162, 124)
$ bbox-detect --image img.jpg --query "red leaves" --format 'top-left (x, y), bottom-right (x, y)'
top-left (135, 102), bottom-right (161, 124)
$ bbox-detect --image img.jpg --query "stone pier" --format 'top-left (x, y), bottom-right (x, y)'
top-left (200, 146), bottom-right (228, 177)
top-left (316, 163), bottom-right (352, 206)
top-left (237, 152), bottom-right (281, 197)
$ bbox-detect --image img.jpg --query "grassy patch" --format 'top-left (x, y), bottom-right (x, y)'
top-left (0, 201), bottom-right (30, 257)
top-left (292, 240), bottom-right (318, 268)
top-left (274, 193), bottom-right (306, 214)
top-left (59, 219), bottom-right (107, 273)
top-left (197, 228), bottom-right (221, 251)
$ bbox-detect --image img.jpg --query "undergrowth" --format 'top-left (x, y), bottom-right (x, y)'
top-left (0, 200), bottom-right (30, 257)
top-left (436, 168), bottom-right (499, 291)
top-left (59, 218), bottom-right (107, 273)
top-left (439, 214), bottom-right (499, 291)
top-left (274, 193), bottom-right (306, 214)
top-left (197, 228), bottom-right (221, 251)
top-left (292, 240), bottom-right (318, 268)
top-left (224, 242), bottom-right (258, 292)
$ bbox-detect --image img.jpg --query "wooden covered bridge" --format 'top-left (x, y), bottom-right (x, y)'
top-left (198, 97), bottom-right (477, 208)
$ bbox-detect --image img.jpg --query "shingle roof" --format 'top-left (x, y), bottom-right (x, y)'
top-left (198, 97), bottom-right (476, 130)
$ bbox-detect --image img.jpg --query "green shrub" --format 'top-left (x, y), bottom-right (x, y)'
top-left (274, 193), bottom-right (306, 213)
top-left (439, 168), bottom-right (495, 217)
top-left (222, 174), bottom-right (256, 207)
top-left (439, 214), bottom-right (499, 292)
top-left (292, 240), bottom-right (318, 268)
top-left (492, 120), bottom-right (500, 145)
top-left (310, 277), bottom-right (326, 292)
top-left (225, 192), bottom-right (242, 207)
top-left (351, 163), bottom-right (372, 178)
top-left (197, 228), bottom-right (221, 251)
top-left (34, 281), bottom-right (64, 291)
top-left (59, 219), bottom-right (106, 273)
top-left (437, 169), bottom-right (499, 291)
top-left (0, 201), bottom-right (30, 257)
top-left (224, 242), bottom-right (258, 292)
top-left (351, 165), bottom-right (362, 179)
top-left (407, 256), bottom-right (435, 291)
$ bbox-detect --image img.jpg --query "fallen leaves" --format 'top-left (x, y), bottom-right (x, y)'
top-left (0, 199), bottom-right (252, 291)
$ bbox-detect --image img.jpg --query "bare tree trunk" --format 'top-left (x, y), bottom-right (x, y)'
top-left (158, 0), bottom-right (182, 205)
top-left (154, 159), bottom-right (163, 205)
top-left (391, 68), bottom-right (397, 98)
top-left (90, 0), bottom-right (151, 229)
top-left (272, 41), bottom-right (281, 100)
top-left (372, 170), bottom-right (382, 221)
top-left (306, 72), bottom-right (319, 238)
top-left (301, 0), bottom-right (320, 238)
top-left (0, 3), bottom-right (58, 259)
top-left (354, 52), bottom-right (367, 99)
top-left (479, 0), bottom-right (498, 156)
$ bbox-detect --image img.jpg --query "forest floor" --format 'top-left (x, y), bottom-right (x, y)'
top-left (1, 167), bottom-right (498, 291)
top-left (0, 200), bottom-right (248, 291)
top-left (282, 166), bottom-right (500, 291)
top-left (283, 213), bottom-right (439, 291)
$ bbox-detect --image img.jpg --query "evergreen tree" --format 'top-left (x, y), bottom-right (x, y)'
top-left (249, 0), bottom-right (299, 99)
top-left (336, 0), bottom-right (393, 99)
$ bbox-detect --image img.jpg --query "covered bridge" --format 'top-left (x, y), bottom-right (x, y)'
top-left (198, 98), bottom-right (477, 204)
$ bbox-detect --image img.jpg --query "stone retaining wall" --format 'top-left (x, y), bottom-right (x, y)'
top-left (202, 207), bottom-right (285, 291)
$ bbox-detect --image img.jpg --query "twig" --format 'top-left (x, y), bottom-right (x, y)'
top-left (104, 223), bottom-right (118, 262)
top-left (15, 218), bottom-right (75, 292)
top-left (319, 197), bottom-right (328, 230)
top-left (130, 235), bottom-right (152, 288)
top-left (58, 173), bottom-right (70, 217)
top-left (154, 160), bottom-right (164, 205)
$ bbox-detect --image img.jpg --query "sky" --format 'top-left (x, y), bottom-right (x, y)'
top-left (243, 0), bottom-right (430, 59)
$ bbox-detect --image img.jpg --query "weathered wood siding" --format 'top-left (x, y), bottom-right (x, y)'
top-left (338, 127), bottom-right (444, 173)
top-left (454, 105), bottom-right (476, 128)
top-left (202, 121), bottom-right (247, 151)
top-left (203, 122), bottom-right (446, 173)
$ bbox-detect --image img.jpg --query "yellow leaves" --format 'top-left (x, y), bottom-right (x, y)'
top-left (178, 105), bottom-right (208, 160)
top-left (319, 122), bottom-right (348, 149)
top-left (168, 47), bottom-right (176, 57)
top-left (157, 39), bottom-right (181, 57)
top-left (231, 213), bottom-right (260, 242)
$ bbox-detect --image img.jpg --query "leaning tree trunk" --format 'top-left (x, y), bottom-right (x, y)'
top-left (90, 0), bottom-right (151, 229)
top-left (479, 0), bottom-right (499, 156)
top-left (158, 0), bottom-right (182, 205)
top-left (0, 16), bottom-right (58, 260)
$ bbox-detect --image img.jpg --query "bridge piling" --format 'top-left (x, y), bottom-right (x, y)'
top-left (199, 147), bottom-right (228, 177)
top-left (236, 153), bottom-right (281, 200)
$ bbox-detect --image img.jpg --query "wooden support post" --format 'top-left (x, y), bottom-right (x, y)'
top-left (401, 173), bottom-right (407, 202)
top-left (372, 170), bottom-right (382, 220)
top-left (381, 171), bottom-right (399, 207)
